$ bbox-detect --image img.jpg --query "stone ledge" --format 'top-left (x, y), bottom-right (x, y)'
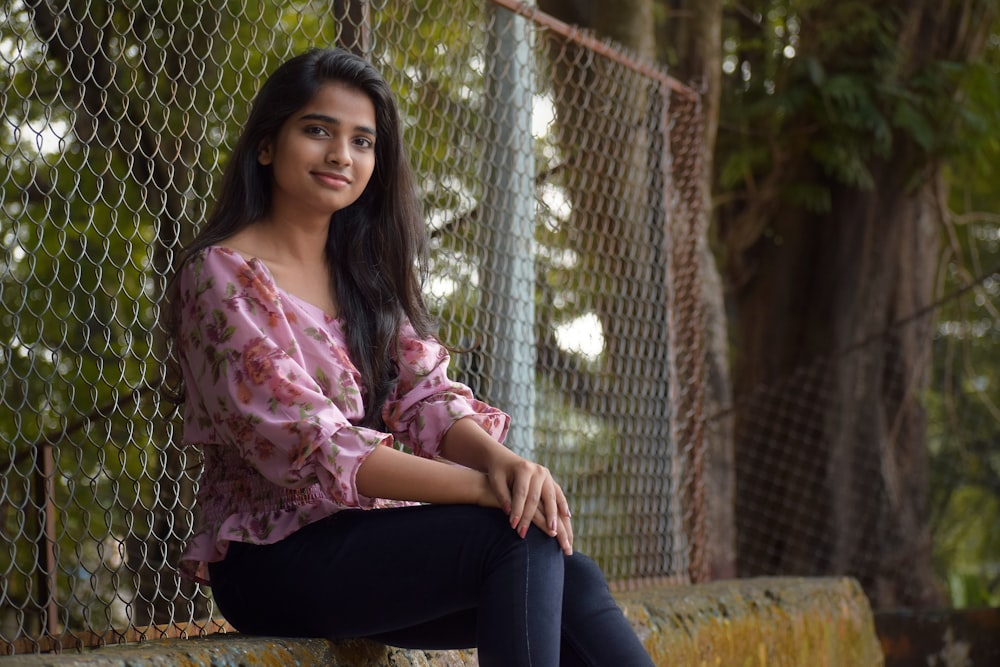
top-left (615, 576), bottom-right (884, 666)
top-left (3, 577), bottom-right (883, 666)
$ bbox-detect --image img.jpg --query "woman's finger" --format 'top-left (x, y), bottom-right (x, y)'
top-left (542, 482), bottom-right (560, 535)
top-left (559, 514), bottom-right (574, 554)
top-left (556, 485), bottom-right (571, 518)
top-left (528, 507), bottom-right (574, 555)
top-left (507, 467), bottom-right (528, 529)
top-left (515, 473), bottom-right (544, 537)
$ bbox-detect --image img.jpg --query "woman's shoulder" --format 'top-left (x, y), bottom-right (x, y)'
top-left (188, 243), bottom-right (253, 265)
top-left (181, 244), bottom-right (239, 267)
top-left (181, 246), bottom-right (240, 285)
top-left (184, 243), bottom-right (269, 277)
top-left (181, 245), bottom-right (281, 301)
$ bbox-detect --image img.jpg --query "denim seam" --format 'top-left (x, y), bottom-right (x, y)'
top-left (524, 544), bottom-right (533, 666)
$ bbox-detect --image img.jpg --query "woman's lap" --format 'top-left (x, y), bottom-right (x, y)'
top-left (207, 504), bottom-right (652, 666)
top-left (208, 506), bottom-right (553, 640)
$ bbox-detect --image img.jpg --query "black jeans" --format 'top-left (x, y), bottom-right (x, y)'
top-left (207, 504), bottom-right (654, 667)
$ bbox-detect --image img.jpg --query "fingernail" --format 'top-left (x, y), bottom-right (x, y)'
top-left (519, 524), bottom-right (528, 538)
top-left (510, 515), bottom-right (519, 528)
top-left (504, 503), bottom-right (511, 515)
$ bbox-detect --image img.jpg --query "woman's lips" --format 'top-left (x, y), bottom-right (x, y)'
top-left (313, 171), bottom-right (350, 187)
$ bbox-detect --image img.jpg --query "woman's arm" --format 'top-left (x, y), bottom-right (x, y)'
top-left (355, 444), bottom-right (495, 507)
top-left (440, 418), bottom-right (573, 555)
top-left (383, 321), bottom-right (510, 461)
top-left (381, 325), bottom-right (571, 553)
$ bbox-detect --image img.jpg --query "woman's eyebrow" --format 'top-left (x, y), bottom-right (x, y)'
top-left (298, 112), bottom-right (376, 136)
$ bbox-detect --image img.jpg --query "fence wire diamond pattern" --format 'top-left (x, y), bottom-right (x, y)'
top-left (0, 0), bottom-right (705, 653)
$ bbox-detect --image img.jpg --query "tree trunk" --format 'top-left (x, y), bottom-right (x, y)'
top-left (729, 161), bottom-right (945, 608)
top-left (724, 0), bottom-right (996, 610)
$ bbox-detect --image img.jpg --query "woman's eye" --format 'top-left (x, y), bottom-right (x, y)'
top-left (354, 137), bottom-right (374, 149)
top-left (305, 125), bottom-right (328, 136)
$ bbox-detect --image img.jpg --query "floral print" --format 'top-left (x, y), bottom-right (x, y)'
top-left (177, 247), bottom-right (509, 584)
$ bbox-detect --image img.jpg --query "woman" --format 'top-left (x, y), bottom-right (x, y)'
top-left (168, 47), bottom-right (654, 666)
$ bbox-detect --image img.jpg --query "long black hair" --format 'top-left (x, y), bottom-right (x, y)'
top-left (166, 48), bottom-right (434, 428)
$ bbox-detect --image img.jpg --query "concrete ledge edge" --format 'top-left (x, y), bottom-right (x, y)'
top-left (2, 576), bottom-right (884, 666)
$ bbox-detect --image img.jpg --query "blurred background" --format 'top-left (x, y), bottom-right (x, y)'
top-left (1, 0), bottom-right (997, 657)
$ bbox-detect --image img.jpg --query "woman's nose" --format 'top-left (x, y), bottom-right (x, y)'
top-left (326, 138), bottom-right (352, 165)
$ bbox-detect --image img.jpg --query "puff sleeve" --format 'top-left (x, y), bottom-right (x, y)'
top-left (382, 321), bottom-right (510, 458)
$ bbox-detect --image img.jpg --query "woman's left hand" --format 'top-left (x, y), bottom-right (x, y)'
top-left (439, 418), bottom-right (574, 555)
top-left (487, 457), bottom-right (574, 555)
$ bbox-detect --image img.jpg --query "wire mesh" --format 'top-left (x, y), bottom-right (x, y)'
top-left (730, 262), bottom-right (1000, 609)
top-left (3, 0), bottom-right (998, 655)
top-left (0, 0), bottom-right (706, 653)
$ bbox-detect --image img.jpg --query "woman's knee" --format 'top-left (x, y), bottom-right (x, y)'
top-left (482, 520), bottom-right (565, 583)
top-left (564, 551), bottom-right (611, 592)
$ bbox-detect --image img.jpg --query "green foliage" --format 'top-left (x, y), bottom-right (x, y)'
top-left (930, 463), bottom-right (1000, 606)
top-left (717, 1), bottom-right (1000, 213)
top-left (925, 30), bottom-right (1000, 608)
top-left (377, 0), bottom-right (487, 218)
top-left (0, 0), bottom-right (356, 634)
top-left (715, 0), bottom-right (1000, 606)
top-left (929, 237), bottom-right (1000, 606)
top-left (3, 0), bottom-right (588, 637)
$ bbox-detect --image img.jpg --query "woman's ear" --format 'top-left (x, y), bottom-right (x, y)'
top-left (257, 140), bottom-right (273, 165)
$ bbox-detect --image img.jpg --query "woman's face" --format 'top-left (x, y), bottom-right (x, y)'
top-left (258, 81), bottom-right (377, 220)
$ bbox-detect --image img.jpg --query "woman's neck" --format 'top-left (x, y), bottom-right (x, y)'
top-left (223, 218), bottom-right (338, 317)
top-left (248, 216), bottom-right (329, 267)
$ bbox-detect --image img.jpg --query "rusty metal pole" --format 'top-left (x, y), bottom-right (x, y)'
top-left (33, 441), bottom-right (59, 639)
top-left (333, 0), bottom-right (371, 59)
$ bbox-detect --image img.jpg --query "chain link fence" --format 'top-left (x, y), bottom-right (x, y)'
top-left (1, 0), bottom-right (707, 653)
top-left (3, 0), bottom-right (998, 657)
top-left (730, 259), bottom-right (1000, 608)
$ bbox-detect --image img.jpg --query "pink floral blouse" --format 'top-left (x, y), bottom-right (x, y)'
top-left (177, 246), bottom-right (509, 584)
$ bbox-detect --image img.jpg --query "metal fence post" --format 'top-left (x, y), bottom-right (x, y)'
top-left (482, 3), bottom-right (536, 457)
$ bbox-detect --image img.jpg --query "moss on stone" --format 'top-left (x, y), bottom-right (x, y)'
top-left (3, 577), bottom-right (882, 667)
